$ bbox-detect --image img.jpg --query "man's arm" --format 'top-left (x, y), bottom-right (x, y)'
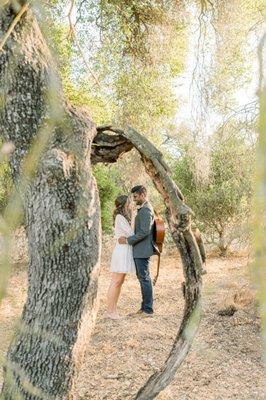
top-left (127, 208), bottom-right (153, 246)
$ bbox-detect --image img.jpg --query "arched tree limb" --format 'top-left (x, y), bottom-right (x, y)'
top-left (97, 126), bottom-right (203, 400)
top-left (91, 130), bottom-right (133, 164)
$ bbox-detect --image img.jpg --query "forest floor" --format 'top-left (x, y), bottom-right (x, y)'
top-left (0, 241), bottom-right (265, 399)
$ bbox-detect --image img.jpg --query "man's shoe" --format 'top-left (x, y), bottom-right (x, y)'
top-left (128, 309), bottom-right (153, 317)
top-left (141, 312), bottom-right (154, 318)
top-left (136, 310), bottom-right (153, 317)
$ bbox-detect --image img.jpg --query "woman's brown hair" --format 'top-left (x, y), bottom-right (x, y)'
top-left (113, 195), bottom-right (131, 225)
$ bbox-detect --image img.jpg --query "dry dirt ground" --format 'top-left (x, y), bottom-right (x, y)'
top-left (0, 245), bottom-right (265, 399)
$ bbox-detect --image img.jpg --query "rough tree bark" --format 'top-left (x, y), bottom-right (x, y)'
top-left (0, 3), bottom-right (103, 399)
top-left (0, 3), bottom-right (202, 400)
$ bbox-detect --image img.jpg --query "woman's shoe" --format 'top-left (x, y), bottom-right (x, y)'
top-left (107, 312), bottom-right (124, 320)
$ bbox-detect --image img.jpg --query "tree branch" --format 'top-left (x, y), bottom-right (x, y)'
top-left (91, 131), bottom-right (133, 164)
top-left (67, 0), bottom-right (102, 88)
top-left (0, 0), bottom-right (31, 52)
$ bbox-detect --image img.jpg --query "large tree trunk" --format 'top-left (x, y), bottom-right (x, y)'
top-left (0, 4), bottom-right (103, 399)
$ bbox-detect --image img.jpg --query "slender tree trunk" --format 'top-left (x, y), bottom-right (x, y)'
top-left (218, 231), bottom-right (227, 257)
top-left (0, 5), bottom-right (102, 399)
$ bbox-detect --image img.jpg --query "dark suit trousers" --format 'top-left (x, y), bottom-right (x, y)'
top-left (134, 258), bottom-right (153, 314)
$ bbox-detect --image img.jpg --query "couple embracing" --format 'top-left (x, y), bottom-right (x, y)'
top-left (107, 185), bottom-right (157, 320)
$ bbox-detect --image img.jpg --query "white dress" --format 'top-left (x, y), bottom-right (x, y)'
top-left (110, 214), bottom-right (136, 274)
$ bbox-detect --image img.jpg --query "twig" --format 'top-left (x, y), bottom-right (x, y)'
top-left (67, 0), bottom-right (76, 36)
top-left (67, 0), bottom-right (101, 88)
top-left (66, 0), bottom-right (113, 112)
top-left (0, 1), bottom-right (32, 52)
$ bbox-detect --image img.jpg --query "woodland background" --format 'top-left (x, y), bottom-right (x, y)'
top-left (0, 0), bottom-right (263, 254)
top-left (0, 1), bottom-right (265, 399)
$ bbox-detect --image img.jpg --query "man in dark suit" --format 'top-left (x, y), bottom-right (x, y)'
top-left (118, 185), bottom-right (157, 315)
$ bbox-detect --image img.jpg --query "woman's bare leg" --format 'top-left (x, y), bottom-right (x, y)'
top-left (107, 272), bottom-right (126, 317)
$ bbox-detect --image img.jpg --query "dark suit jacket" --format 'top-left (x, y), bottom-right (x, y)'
top-left (127, 201), bottom-right (157, 258)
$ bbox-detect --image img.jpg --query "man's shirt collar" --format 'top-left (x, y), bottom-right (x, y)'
top-left (137, 200), bottom-right (148, 211)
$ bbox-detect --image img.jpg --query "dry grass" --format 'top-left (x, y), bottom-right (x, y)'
top-left (0, 240), bottom-right (265, 399)
top-left (217, 284), bottom-right (256, 316)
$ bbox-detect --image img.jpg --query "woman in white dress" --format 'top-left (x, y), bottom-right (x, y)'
top-left (107, 195), bottom-right (136, 319)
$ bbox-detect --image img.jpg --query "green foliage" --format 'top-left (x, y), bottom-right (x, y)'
top-left (65, 0), bottom-right (188, 131)
top-left (209, 0), bottom-right (266, 114)
top-left (93, 164), bottom-right (121, 233)
top-left (98, 0), bottom-right (186, 61)
top-left (173, 133), bottom-right (254, 254)
top-left (114, 65), bottom-right (177, 135)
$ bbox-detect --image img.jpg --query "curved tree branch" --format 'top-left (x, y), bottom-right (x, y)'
top-left (91, 131), bottom-right (133, 164)
top-left (97, 125), bottom-right (203, 400)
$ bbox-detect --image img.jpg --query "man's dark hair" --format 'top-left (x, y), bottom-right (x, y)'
top-left (131, 185), bottom-right (147, 196)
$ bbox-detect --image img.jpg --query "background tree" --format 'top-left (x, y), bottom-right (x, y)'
top-left (169, 0), bottom-right (265, 254)
top-left (172, 130), bottom-right (254, 255)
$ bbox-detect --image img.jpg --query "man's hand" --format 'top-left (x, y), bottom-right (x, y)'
top-left (118, 236), bottom-right (127, 244)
